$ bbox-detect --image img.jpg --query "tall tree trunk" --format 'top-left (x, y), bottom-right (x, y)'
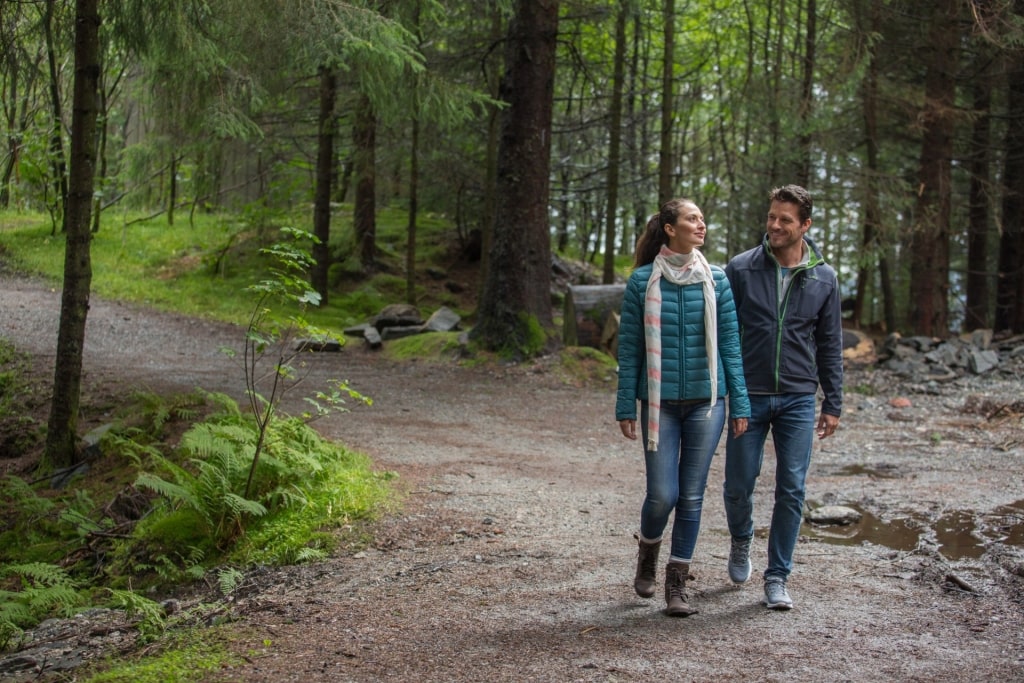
top-left (312, 65), bottom-right (336, 302)
top-left (1, 39), bottom-right (35, 208)
top-left (602, 5), bottom-right (627, 285)
top-left (965, 58), bottom-right (992, 331)
top-left (480, 2), bottom-right (505, 290)
top-left (767, 0), bottom-right (785, 185)
top-left (854, 0), bottom-right (895, 331)
top-left (43, 0), bottom-right (70, 232)
top-left (91, 67), bottom-right (108, 233)
top-left (556, 166), bottom-right (570, 253)
top-left (472, 0), bottom-right (559, 355)
top-left (353, 92), bottom-right (377, 272)
top-left (657, 0), bottom-right (675, 204)
top-left (996, 16), bottom-right (1024, 333)
top-left (907, 0), bottom-right (958, 336)
top-left (43, 0), bottom-right (100, 470)
top-left (625, 7), bottom-right (644, 255)
top-left (405, 6), bottom-right (422, 306)
top-left (336, 154), bottom-right (353, 204)
top-left (796, 0), bottom-right (816, 187)
top-left (406, 92), bottom-right (420, 305)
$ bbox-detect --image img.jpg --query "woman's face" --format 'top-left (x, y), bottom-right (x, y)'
top-left (664, 202), bottom-right (706, 253)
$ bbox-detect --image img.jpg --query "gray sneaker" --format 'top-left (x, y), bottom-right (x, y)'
top-left (762, 579), bottom-right (793, 610)
top-left (727, 536), bottom-right (752, 584)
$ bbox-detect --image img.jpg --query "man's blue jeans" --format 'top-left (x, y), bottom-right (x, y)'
top-left (639, 398), bottom-right (726, 561)
top-left (723, 393), bottom-right (816, 581)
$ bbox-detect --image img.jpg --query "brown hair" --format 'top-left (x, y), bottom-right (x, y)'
top-left (768, 185), bottom-right (813, 223)
top-left (633, 198), bottom-right (695, 267)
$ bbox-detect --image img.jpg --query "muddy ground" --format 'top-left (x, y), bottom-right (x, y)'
top-left (1, 271), bottom-right (1022, 682)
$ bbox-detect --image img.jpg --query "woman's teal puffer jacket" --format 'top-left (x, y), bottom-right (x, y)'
top-left (615, 263), bottom-right (750, 421)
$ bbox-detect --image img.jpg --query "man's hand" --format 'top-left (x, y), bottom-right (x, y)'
top-left (817, 413), bottom-right (839, 439)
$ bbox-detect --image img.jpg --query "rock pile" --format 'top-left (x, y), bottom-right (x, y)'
top-left (876, 330), bottom-right (1024, 382)
top-left (293, 304), bottom-right (462, 352)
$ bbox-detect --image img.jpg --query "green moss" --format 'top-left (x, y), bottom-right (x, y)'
top-left (518, 312), bottom-right (549, 357)
top-left (849, 383), bottom-right (877, 396)
top-left (554, 346), bottom-right (619, 387)
top-left (82, 632), bottom-right (242, 683)
top-left (0, 339), bottom-right (33, 419)
top-left (383, 331), bottom-right (464, 361)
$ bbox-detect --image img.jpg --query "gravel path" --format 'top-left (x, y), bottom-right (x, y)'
top-left (1, 271), bottom-right (1022, 682)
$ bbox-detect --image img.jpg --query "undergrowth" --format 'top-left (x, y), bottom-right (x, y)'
top-left (80, 629), bottom-right (243, 683)
top-left (0, 228), bottom-right (395, 652)
top-left (0, 388), bottom-right (395, 650)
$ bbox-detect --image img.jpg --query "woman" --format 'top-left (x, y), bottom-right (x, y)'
top-left (615, 198), bottom-right (749, 617)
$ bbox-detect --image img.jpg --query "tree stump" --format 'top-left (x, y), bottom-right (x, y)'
top-left (563, 284), bottom-right (625, 357)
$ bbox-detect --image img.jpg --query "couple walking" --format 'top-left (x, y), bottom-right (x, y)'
top-left (615, 184), bottom-right (844, 616)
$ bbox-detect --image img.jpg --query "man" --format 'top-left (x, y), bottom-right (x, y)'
top-left (722, 184), bottom-right (843, 610)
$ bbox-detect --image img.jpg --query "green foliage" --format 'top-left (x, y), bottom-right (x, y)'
top-left (0, 475), bottom-right (104, 565)
top-left (0, 340), bottom-right (21, 399)
top-left (215, 567), bottom-right (245, 595)
top-left (0, 205), bottom-right (465, 332)
top-left (231, 227), bottom-right (372, 506)
top-left (519, 312), bottom-right (549, 357)
top-left (384, 331), bottom-right (464, 361)
top-left (0, 339), bottom-right (36, 420)
top-left (125, 390), bottom-right (206, 439)
top-left (0, 474), bottom-right (56, 520)
top-left (126, 395), bottom-right (391, 575)
top-left (80, 631), bottom-right (242, 683)
top-left (232, 457), bottom-right (395, 566)
top-left (105, 589), bottom-right (167, 642)
top-left (849, 383), bottom-right (877, 396)
top-left (555, 346), bottom-right (619, 387)
top-left (0, 562), bottom-right (83, 648)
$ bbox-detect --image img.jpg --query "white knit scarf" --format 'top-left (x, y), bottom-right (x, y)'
top-left (643, 245), bottom-right (718, 451)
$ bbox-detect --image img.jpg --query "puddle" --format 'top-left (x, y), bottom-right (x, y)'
top-left (983, 500), bottom-right (1024, 546)
top-left (836, 464), bottom-right (901, 479)
top-left (805, 499), bottom-right (1024, 560)
top-left (803, 510), bottom-right (923, 552)
top-left (933, 510), bottom-right (985, 560)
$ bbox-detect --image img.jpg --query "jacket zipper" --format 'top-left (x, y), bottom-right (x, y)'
top-left (774, 261), bottom-right (812, 391)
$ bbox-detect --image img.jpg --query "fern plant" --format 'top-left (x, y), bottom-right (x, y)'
top-left (105, 588), bottom-right (167, 643)
top-left (0, 562), bottom-right (83, 649)
top-left (124, 389), bottom-right (206, 439)
top-left (130, 395), bottom-right (392, 573)
top-left (132, 397), bottom-right (343, 556)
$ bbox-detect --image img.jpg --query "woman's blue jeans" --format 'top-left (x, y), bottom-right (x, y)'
top-left (723, 392), bottom-right (816, 581)
top-left (639, 398), bottom-right (726, 561)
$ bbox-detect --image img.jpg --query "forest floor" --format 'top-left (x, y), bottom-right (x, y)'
top-left (1, 268), bottom-right (1023, 682)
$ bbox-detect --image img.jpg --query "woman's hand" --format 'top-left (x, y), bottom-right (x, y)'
top-left (731, 417), bottom-right (748, 438)
top-left (619, 419), bottom-right (637, 440)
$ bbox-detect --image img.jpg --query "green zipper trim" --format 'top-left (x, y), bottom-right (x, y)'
top-left (770, 245), bottom-right (820, 391)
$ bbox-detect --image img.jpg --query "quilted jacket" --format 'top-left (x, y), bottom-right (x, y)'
top-left (615, 263), bottom-right (750, 421)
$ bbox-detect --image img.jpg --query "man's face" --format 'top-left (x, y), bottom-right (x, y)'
top-left (765, 200), bottom-right (810, 252)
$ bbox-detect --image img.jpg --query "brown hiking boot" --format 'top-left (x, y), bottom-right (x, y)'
top-left (633, 533), bottom-right (661, 598)
top-left (664, 561), bottom-right (697, 617)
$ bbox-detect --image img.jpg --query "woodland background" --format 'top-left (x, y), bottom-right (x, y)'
top-left (2, 0), bottom-right (1024, 463)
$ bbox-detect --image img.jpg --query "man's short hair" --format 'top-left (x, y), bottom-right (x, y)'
top-left (769, 185), bottom-right (812, 223)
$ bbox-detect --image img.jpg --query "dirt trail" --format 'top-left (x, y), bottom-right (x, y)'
top-left (1, 272), bottom-right (1022, 682)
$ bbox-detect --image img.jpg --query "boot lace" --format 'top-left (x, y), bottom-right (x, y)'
top-left (666, 565), bottom-right (693, 601)
top-left (638, 544), bottom-right (658, 579)
top-left (729, 536), bottom-right (751, 566)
